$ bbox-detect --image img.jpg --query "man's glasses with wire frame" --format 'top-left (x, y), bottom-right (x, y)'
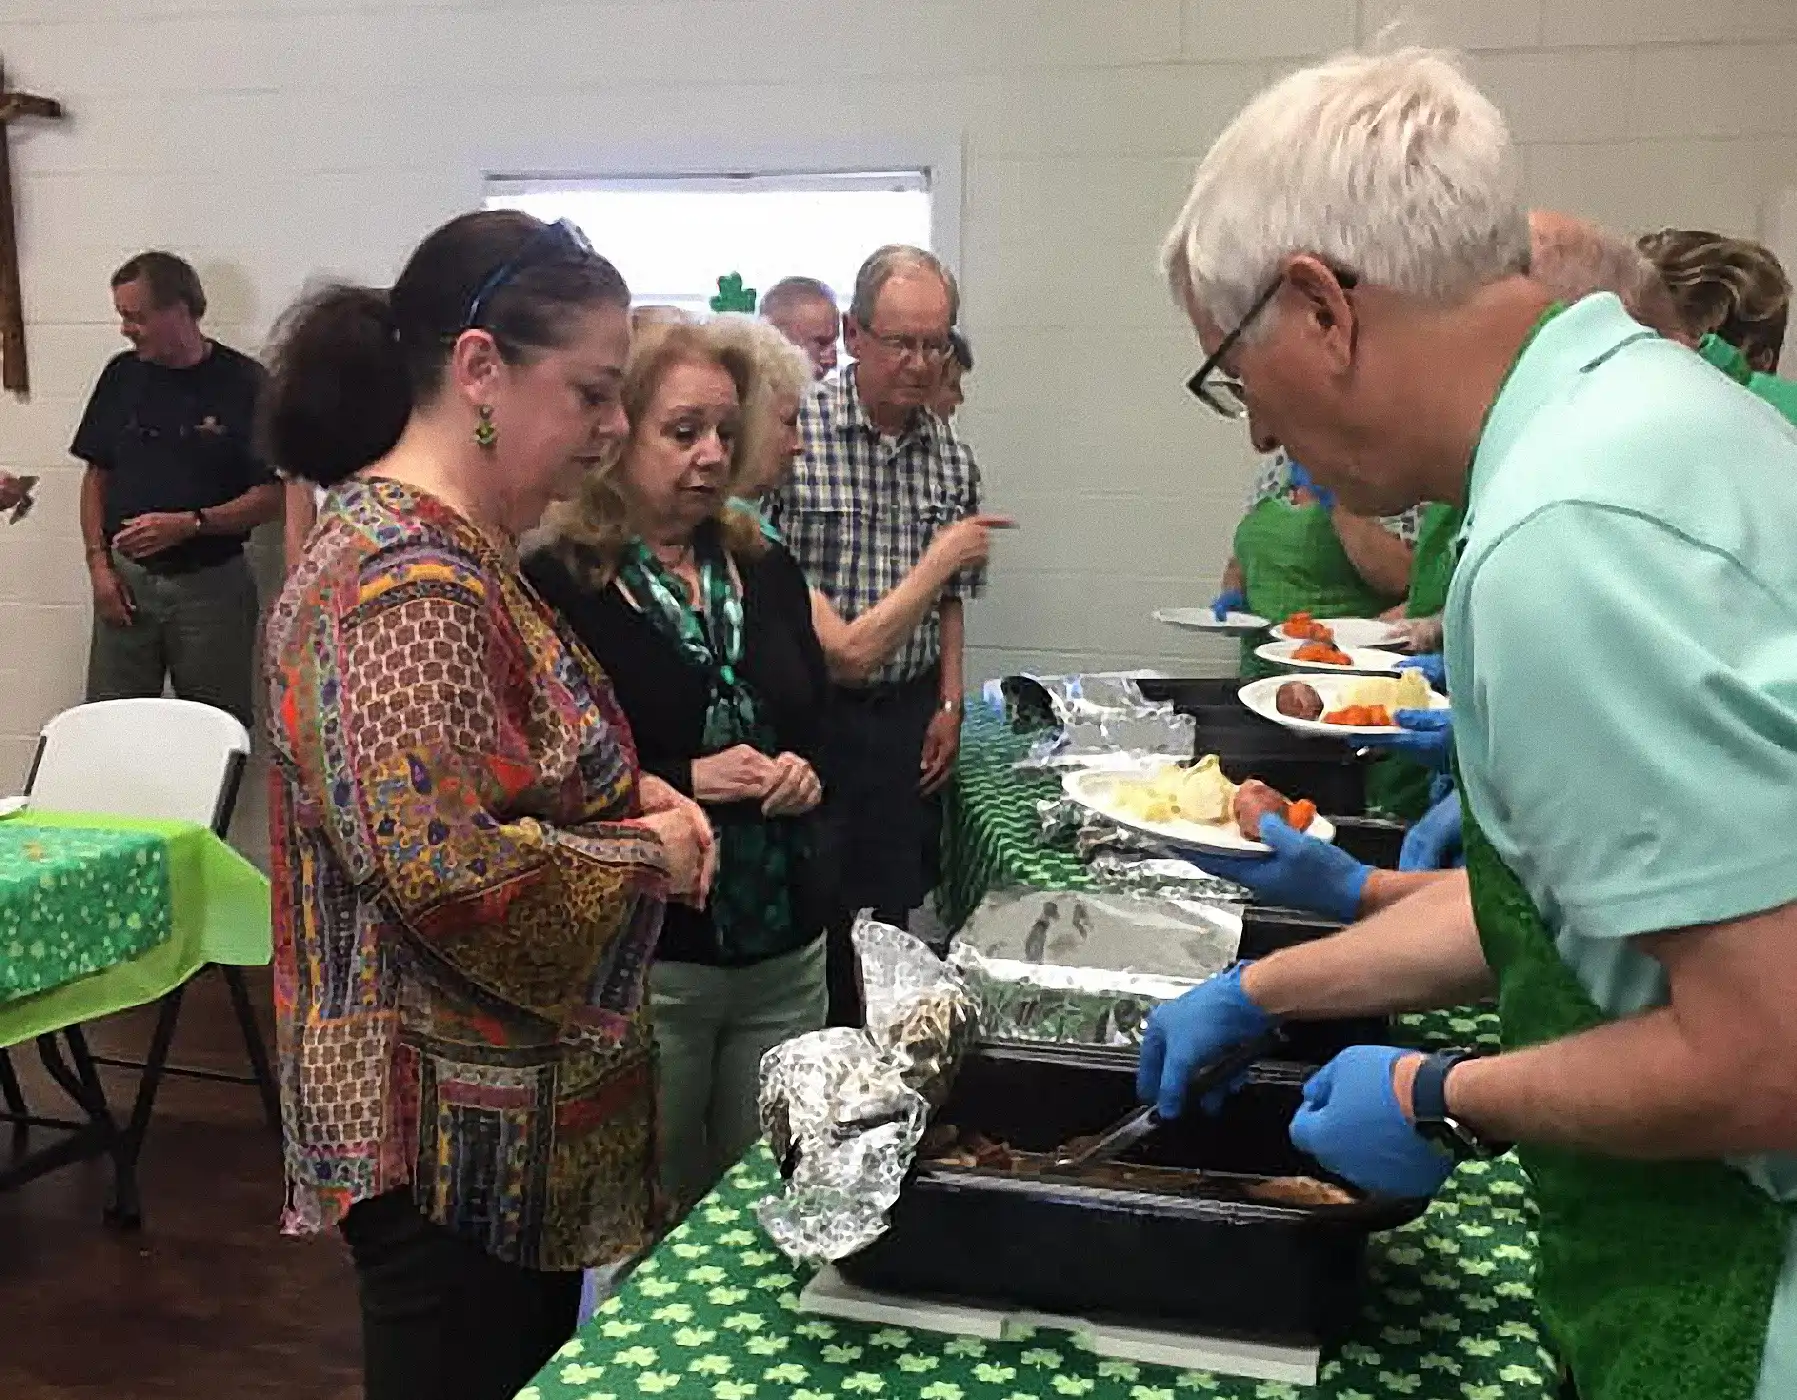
top-left (463, 218), bottom-right (599, 333)
top-left (1185, 266), bottom-right (1359, 420)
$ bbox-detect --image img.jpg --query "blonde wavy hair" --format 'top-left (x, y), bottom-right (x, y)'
top-left (544, 321), bottom-right (766, 582)
top-left (1637, 229), bottom-right (1791, 373)
top-left (705, 313), bottom-right (813, 498)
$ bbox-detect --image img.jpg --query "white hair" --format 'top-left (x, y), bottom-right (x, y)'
top-left (702, 313), bottom-right (813, 494)
top-left (1162, 48), bottom-right (1530, 334)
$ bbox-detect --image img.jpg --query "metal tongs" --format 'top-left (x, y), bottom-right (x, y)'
top-left (1049, 1027), bottom-right (1287, 1173)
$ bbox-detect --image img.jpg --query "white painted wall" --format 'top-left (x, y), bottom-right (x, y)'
top-left (4, 0), bottom-right (1797, 801)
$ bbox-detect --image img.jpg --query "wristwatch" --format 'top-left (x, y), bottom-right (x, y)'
top-left (191, 508), bottom-right (207, 534)
top-left (938, 698), bottom-right (963, 715)
top-left (1410, 1051), bottom-right (1510, 1161)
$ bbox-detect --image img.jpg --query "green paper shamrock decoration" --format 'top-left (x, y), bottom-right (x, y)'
top-left (710, 273), bottom-right (757, 313)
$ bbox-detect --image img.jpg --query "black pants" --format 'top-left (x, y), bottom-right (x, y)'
top-left (340, 1189), bottom-right (582, 1400)
top-left (818, 670), bottom-right (943, 1021)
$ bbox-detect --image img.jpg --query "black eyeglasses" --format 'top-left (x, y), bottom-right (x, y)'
top-left (462, 218), bottom-right (598, 333)
top-left (1185, 264), bottom-right (1359, 420)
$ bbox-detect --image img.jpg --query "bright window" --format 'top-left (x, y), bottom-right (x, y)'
top-left (484, 170), bottom-right (933, 319)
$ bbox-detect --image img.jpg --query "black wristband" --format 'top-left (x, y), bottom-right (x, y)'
top-left (1412, 1051), bottom-right (1509, 1160)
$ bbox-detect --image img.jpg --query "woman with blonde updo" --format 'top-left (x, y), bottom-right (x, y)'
top-left (1638, 229), bottom-right (1796, 424)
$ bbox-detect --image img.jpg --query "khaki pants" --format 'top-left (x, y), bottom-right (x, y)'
top-left (650, 938), bottom-right (828, 1211)
top-left (85, 551), bottom-right (259, 730)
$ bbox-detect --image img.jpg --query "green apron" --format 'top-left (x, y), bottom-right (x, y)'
top-left (1365, 501), bottom-right (1469, 821)
top-left (1462, 808), bottom-right (1790, 1400)
top-left (1406, 502), bottom-right (1463, 619)
top-left (1697, 333), bottom-right (1797, 427)
top-left (1231, 495), bottom-right (1393, 679)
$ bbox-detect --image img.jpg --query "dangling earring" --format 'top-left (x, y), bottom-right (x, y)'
top-left (473, 404), bottom-right (497, 450)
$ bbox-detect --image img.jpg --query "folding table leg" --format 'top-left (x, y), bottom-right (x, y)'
top-left (35, 1029), bottom-right (141, 1229)
top-left (63, 1027), bottom-right (141, 1229)
top-left (0, 1050), bottom-right (27, 1150)
top-left (221, 966), bottom-right (280, 1131)
top-left (124, 985), bottom-right (187, 1157)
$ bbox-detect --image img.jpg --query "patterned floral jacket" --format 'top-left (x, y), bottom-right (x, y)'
top-left (265, 478), bottom-right (667, 1270)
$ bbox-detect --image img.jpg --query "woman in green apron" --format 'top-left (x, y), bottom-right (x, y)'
top-left (1212, 455), bottom-right (1413, 676)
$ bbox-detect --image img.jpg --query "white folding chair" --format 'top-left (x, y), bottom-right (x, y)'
top-left (15, 699), bottom-right (275, 1148)
top-left (24, 697), bottom-right (251, 833)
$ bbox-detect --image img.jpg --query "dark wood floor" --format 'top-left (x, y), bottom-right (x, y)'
top-left (0, 972), bottom-right (362, 1398)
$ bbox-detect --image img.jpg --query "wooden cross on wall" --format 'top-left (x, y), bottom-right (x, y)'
top-left (0, 61), bottom-right (63, 397)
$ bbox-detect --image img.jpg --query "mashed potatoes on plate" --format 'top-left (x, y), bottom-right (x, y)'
top-left (1108, 754), bottom-right (1236, 827)
top-left (1340, 669), bottom-right (1431, 712)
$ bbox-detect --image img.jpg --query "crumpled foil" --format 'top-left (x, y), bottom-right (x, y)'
top-left (947, 888), bottom-right (1241, 1048)
top-left (756, 917), bottom-right (980, 1265)
top-left (1036, 794), bottom-right (1088, 845)
top-left (997, 672), bottom-right (1195, 773)
top-left (855, 917), bottom-right (979, 1109)
top-left (998, 671), bottom-right (1162, 731)
top-left (1087, 853), bottom-right (1249, 905)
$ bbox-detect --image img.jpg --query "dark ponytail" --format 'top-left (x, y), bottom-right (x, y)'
top-left (260, 209), bottom-right (632, 486)
top-left (260, 285), bottom-right (410, 487)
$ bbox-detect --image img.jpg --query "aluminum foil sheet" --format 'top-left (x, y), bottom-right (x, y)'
top-left (855, 916), bottom-right (979, 1109)
top-left (996, 671), bottom-right (1195, 773)
top-left (998, 671), bottom-right (1163, 731)
top-left (1087, 852), bottom-right (1250, 905)
top-left (755, 918), bottom-right (980, 1265)
top-left (756, 1028), bottom-right (926, 1266)
top-left (948, 888), bottom-right (1241, 1048)
top-left (1036, 794), bottom-right (1088, 845)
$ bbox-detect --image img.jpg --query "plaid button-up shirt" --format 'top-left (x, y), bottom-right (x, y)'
top-left (770, 368), bottom-right (984, 687)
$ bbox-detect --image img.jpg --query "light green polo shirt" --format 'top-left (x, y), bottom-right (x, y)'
top-left (1445, 293), bottom-right (1797, 1399)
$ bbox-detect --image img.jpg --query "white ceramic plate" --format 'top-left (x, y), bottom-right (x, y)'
top-left (1255, 640), bottom-right (1408, 674)
top-left (1062, 767), bottom-right (1336, 856)
top-left (1153, 607), bottom-right (1271, 636)
top-left (0, 796), bottom-right (28, 818)
top-left (1271, 617), bottom-right (1404, 649)
top-left (1238, 674), bottom-right (1450, 739)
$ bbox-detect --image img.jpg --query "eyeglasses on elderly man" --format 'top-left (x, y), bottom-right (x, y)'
top-left (1185, 265), bottom-right (1361, 420)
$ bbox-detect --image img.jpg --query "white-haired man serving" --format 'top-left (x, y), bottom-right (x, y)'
top-left (1142, 48), bottom-right (1797, 1400)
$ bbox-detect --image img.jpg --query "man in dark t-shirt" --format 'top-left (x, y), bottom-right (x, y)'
top-left (72, 252), bottom-right (281, 728)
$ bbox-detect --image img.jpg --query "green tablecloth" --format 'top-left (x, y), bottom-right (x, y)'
top-left (521, 711), bottom-right (1554, 1400)
top-left (522, 1149), bottom-right (1557, 1400)
top-left (938, 708), bottom-right (1090, 933)
top-left (0, 811), bottom-right (271, 1049)
top-left (0, 822), bottom-right (174, 1003)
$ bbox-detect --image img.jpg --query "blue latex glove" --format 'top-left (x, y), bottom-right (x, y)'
top-left (1137, 964), bottom-right (1276, 1119)
top-left (1184, 813), bottom-right (1369, 924)
top-left (1284, 460), bottom-right (1336, 510)
top-left (1359, 708), bottom-right (1454, 771)
top-left (1289, 1045), bottom-right (1455, 1198)
top-left (1396, 652), bottom-right (1446, 689)
top-left (1210, 587), bottom-right (1248, 622)
top-left (1398, 788), bottom-right (1465, 871)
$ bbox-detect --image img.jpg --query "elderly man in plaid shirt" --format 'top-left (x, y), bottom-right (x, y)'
top-left (771, 245), bottom-right (987, 958)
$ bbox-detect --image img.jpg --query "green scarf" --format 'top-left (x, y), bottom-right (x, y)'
top-left (617, 532), bottom-right (805, 965)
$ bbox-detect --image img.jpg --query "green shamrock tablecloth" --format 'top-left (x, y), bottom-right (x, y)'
top-left (520, 1148), bottom-right (1559, 1400)
top-left (0, 811), bottom-right (270, 1049)
top-left (0, 821), bottom-right (173, 1003)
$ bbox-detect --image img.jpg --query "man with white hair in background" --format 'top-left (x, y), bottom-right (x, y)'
top-left (772, 245), bottom-right (988, 941)
top-left (1140, 48), bottom-right (1797, 1400)
top-left (761, 275), bottom-right (842, 380)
